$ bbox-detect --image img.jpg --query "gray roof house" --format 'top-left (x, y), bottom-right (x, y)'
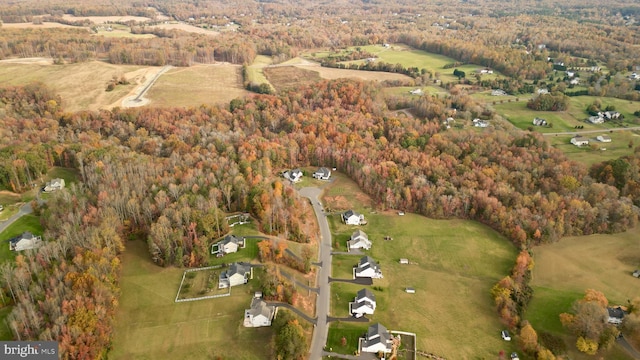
top-left (44, 178), bottom-right (65, 192)
top-left (312, 167), bottom-right (332, 180)
top-left (343, 209), bottom-right (365, 225)
top-left (355, 256), bottom-right (383, 279)
top-left (350, 288), bottom-right (376, 318)
top-left (347, 230), bottom-right (371, 251)
top-left (244, 298), bottom-right (275, 327)
top-left (9, 232), bottom-right (43, 252)
top-left (360, 323), bottom-right (393, 354)
top-left (219, 262), bottom-right (253, 288)
top-left (283, 168), bottom-right (303, 183)
top-left (212, 234), bottom-right (245, 256)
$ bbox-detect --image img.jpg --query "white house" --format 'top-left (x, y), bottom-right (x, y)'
top-left (399, 258), bottom-right (409, 264)
top-left (360, 323), bottom-right (393, 354)
top-left (244, 297), bottom-right (275, 327)
top-left (596, 135), bottom-right (612, 143)
top-left (350, 288), bottom-right (376, 318)
top-left (44, 178), bottom-right (65, 192)
top-left (473, 119), bottom-right (489, 128)
top-left (607, 306), bottom-right (626, 325)
top-left (532, 117), bottom-right (547, 126)
top-left (219, 262), bottom-right (253, 288)
top-left (355, 256), bottom-right (383, 279)
top-left (9, 232), bottom-right (43, 251)
top-left (587, 115), bottom-right (604, 124)
top-left (409, 89), bottom-right (423, 95)
top-left (570, 78), bottom-right (580, 85)
top-left (283, 169), bottom-right (303, 183)
top-left (342, 210), bottom-right (365, 225)
top-left (347, 230), bottom-right (371, 251)
top-left (212, 234), bottom-right (245, 256)
top-left (602, 111), bottom-right (621, 120)
top-left (491, 89), bottom-right (507, 96)
top-left (312, 167), bottom-right (332, 180)
top-left (571, 136), bottom-right (589, 146)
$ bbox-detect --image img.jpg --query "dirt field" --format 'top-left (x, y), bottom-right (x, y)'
top-left (263, 66), bottom-right (321, 92)
top-left (145, 64), bottom-right (248, 108)
top-left (61, 14), bottom-right (153, 23)
top-left (0, 61), bottom-right (151, 112)
top-left (145, 23), bottom-right (220, 36)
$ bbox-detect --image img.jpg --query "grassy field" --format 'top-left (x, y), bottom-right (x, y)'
top-left (109, 240), bottom-right (272, 360)
top-left (0, 61), bottom-right (148, 112)
top-left (526, 227), bottom-right (640, 359)
top-left (246, 55), bottom-right (275, 91)
top-left (94, 24), bottom-right (156, 39)
top-left (263, 66), bottom-right (322, 92)
top-left (323, 173), bottom-right (520, 359)
top-left (547, 131), bottom-right (640, 167)
top-left (0, 215), bottom-right (43, 264)
top-left (146, 64), bottom-right (247, 108)
top-left (0, 192), bottom-right (22, 221)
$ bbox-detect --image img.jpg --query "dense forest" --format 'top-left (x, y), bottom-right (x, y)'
top-left (0, 77), bottom-right (637, 357)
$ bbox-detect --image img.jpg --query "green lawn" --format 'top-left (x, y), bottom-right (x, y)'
top-left (46, 167), bottom-right (80, 186)
top-left (326, 322), bottom-right (365, 355)
top-left (547, 131), bottom-right (640, 167)
top-left (246, 55), bottom-right (275, 91)
top-left (208, 235), bottom-right (259, 266)
top-left (324, 174), bottom-right (519, 358)
top-left (109, 240), bottom-right (272, 360)
top-left (0, 215), bottom-right (43, 264)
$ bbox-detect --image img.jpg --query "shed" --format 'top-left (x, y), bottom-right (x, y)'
top-left (633, 270), bottom-right (640, 278)
top-left (399, 258), bottom-right (409, 264)
top-left (405, 287), bottom-right (415, 294)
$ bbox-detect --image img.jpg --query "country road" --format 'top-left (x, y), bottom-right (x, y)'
top-left (542, 126), bottom-right (640, 136)
top-left (300, 187), bottom-right (333, 360)
top-left (0, 202), bottom-right (33, 234)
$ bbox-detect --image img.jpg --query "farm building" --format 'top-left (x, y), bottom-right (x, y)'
top-left (571, 136), bottom-right (589, 146)
top-left (596, 135), bottom-right (612, 142)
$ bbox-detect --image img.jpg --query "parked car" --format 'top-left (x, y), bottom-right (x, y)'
top-left (501, 330), bottom-right (511, 341)
top-left (511, 352), bottom-right (519, 360)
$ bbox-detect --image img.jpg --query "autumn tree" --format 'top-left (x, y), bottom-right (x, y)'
top-left (560, 289), bottom-right (611, 354)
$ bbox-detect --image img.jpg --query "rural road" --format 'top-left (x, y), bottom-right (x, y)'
top-left (542, 126), bottom-right (640, 136)
top-left (618, 335), bottom-right (640, 360)
top-left (122, 65), bottom-right (172, 108)
top-left (300, 186), bottom-right (333, 360)
top-left (0, 202), bottom-right (33, 234)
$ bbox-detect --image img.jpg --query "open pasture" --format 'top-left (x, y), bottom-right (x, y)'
top-left (547, 131), bottom-right (640, 167)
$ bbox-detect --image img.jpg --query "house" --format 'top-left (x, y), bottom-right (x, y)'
top-left (570, 78), bottom-right (580, 85)
top-left (212, 234), bottom-right (245, 256)
top-left (219, 262), bottom-right (253, 288)
top-left (571, 136), bottom-right (589, 146)
top-left (399, 258), bottom-right (409, 264)
top-left (511, 353), bottom-right (520, 360)
top-left (43, 178), bottom-right (65, 192)
top-left (9, 232), bottom-right (43, 252)
top-left (405, 287), bottom-right (415, 294)
top-left (532, 117), bottom-right (547, 126)
top-left (342, 210), bottom-right (365, 225)
top-left (596, 135), bottom-right (612, 143)
top-left (360, 323), bottom-right (393, 354)
top-left (348, 230), bottom-right (371, 251)
top-left (501, 330), bottom-right (511, 341)
top-left (477, 68), bottom-right (493, 74)
top-left (355, 256), bottom-right (383, 279)
top-left (349, 288), bottom-right (376, 318)
top-left (608, 306), bottom-right (626, 325)
top-left (312, 167), bottom-right (332, 180)
top-left (566, 71), bottom-right (575, 78)
top-left (602, 111), bottom-right (621, 120)
top-left (587, 115), bottom-right (604, 124)
top-left (491, 89), bottom-right (507, 96)
top-left (283, 169), bottom-right (303, 183)
top-left (409, 89), bottom-right (423, 95)
top-left (473, 119), bottom-right (489, 128)
top-left (537, 88), bottom-right (549, 95)
top-left (244, 297), bottom-right (275, 327)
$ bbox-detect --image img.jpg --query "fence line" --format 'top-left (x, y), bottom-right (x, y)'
top-left (175, 265), bottom-right (226, 302)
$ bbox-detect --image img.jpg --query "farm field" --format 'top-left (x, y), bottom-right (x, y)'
top-left (146, 64), bottom-right (247, 108)
top-left (146, 23), bottom-right (222, 36)
top-left (246, 55), bottom-right (275, 91)
top-left (323, 173), bottom-right (520, 359)
top-left (93, 24), bottom-right (155, 39)
top-left (109, 240), bottom-right (272, 360)
top-left (0, 61), bottom-right (148, 112)
top-left (547, 131), bottom-right (640, 167)
top-left (0, 22), bottom-right (83, 29)
top-left (383, 85), bottom-right (448, 98)
top-left (526, 227), bottom-right (640, 360)
top-left (61, 14), bottom-right (153, 24)
top-left (263, 66), bottom-right (321, 91)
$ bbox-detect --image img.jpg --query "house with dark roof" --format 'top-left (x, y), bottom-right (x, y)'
top-left (244, 297), bottom-right (275, 327)
top-left (9, 232), bottom-right (43, 252)
top-left (347, 230), bottom-right (371, 251)
top-left (350, 288), bottom-right (376, 318)
top-left (212, 234), bottom-right (245, 256)
top-left (283, 169), bottom-right (303, 183)
top-left (607, 306), bottom-right (626, 325)
top-left (355, 256), bottom-right (383, 279)
top-left (360, 323), bottom-right (393, 354)
top-left (219, 262), bottom-right (253, 288)
top-left (343, 210), bottom-right (365, 225)
top-left (312, 167), bottom-right (332, 180)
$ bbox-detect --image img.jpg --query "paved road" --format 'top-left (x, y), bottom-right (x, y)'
top-left (618, 335), bottom-right (640, 360)
top-left (542, 126), bottom-right (640, 136)
top-left (300, 187), bottom-right (333, 360)
top-left (0, 202), bottom-right (33, 234)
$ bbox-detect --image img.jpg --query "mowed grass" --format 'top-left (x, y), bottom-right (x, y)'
top-left (0, 61), bottom-right (146, 112)
top-left (0, 192), bottom-right (21, 221)
top-left (547, 131), bottom-right (640, 167)
top-left (0, 215), bottom-right (43, 263)
top-left (246, 55), bottom-right (274, 91)
top-left (526, 228), bottom-right (640, 359)
top-left (323, 173), bottom-right (519, 358)
top-left (146, 64), bottom-right (248, 107)
top-left (109, 240), bottom-right (271, 360)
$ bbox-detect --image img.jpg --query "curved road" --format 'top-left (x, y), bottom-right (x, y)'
top-left (299, 187), bottom-right (333, 360)
top-left (0, 202), bottom-right (33, 234)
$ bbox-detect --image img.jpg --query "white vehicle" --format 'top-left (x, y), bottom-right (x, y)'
top-left (501, 330), bottom-right (511, 341)
top-left (510, 352), bottom-right (519, 360)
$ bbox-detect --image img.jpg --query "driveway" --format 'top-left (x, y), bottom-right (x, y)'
top-left (0, 202), bottom-right (33, 234)
top-left (299, 187), bottom-right (333, 360)
top-left (618, 335), bottom-right (640, 360)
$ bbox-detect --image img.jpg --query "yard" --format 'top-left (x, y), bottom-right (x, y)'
top-left (0, 215), bottom-right (43, 264)
top-left (176, 268), bottom-right (229, 301)
top-left (525, 227), bottom-right (640, 359)
top-left (324, 173), bottom-right (520, 359)
top-left (547, 131), bottom-right (640, 167)
top-left (109, 240), bottom-right (272, 360)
